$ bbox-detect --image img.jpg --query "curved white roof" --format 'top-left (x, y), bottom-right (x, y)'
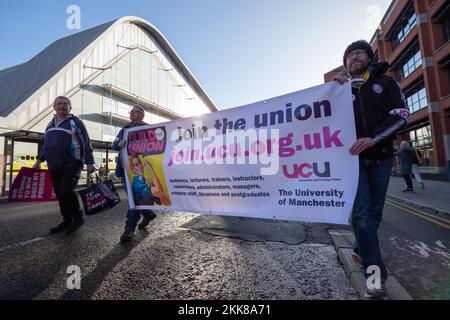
top-left (0, 16), bottom-right (217, 129)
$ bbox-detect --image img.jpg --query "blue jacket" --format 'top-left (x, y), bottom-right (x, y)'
top-left (38, 114), bottom-right (95, 170)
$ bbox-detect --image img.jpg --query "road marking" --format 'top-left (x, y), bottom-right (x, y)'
top-left (329, 231), bottom-right (353, 236)
top-left (0, 237), bottom-right (45, 253)
top-left (390, 202), bottom-right (450, 224)
top-left (386, 200), bottom-right (450, 230)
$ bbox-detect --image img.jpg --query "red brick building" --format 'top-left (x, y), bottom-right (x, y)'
top-left (324, 0), bottom-right (450, 181)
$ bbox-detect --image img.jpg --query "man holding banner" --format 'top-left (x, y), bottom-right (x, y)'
top-left (116, 40), bottom-right (406, 299)
top-left (333, 40), bottom-right (410, 298)
top-left (112, 105), bottom-right (157, 243)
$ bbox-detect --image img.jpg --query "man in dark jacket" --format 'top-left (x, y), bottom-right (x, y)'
top-left (112, 105), bottom-right (157, 243)
top-left (394, 140), bottom-right (417, 192)
top-left (34, 96), bottom-right (96, 234)
top-left (334, 40), bottom-right (410, 298)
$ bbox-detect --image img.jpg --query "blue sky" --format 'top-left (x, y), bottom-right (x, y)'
top-left (0, 0), bottom-right (392, 109)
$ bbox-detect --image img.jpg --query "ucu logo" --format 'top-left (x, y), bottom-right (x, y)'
top-left (282, 161), bottom-right (331, 179)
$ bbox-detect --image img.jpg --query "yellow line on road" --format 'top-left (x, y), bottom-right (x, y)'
top-left (388, 200), bottom-right (450, 224)
top-left (386, 199), bottom-right (450, 230)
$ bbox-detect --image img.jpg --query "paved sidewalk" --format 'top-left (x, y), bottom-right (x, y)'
top-left (387, 176), bottom-right (450, 215)
top-left (328, 230), bottom-right (412, 300)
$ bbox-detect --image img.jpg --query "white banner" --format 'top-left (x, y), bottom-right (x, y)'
top-left (122, 82), bottom-right (358, 224)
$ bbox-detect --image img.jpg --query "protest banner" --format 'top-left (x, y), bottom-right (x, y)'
top-left (8, 167), bottom-right (56, 202)
top-left (121, 82), bottom-right (358, 224)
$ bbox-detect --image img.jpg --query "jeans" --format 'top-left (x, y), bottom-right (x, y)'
top-left (121, 176), bottom-right (156, 232)
top-left (352, 158), bottom-right (392, 281)
top-left (50, 160), bottom-right (83, 223)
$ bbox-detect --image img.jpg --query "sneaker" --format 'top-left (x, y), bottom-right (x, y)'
top-left (66, 217), bottom-right (85, 234)
top-left (138, 213), bottom-right (156, 229)
top-left (49, 221), bottom-right (72, 234)
top-left (364, 281), bottom-right (387, 299)
top-left (120, 230), bottom-right (134, 243)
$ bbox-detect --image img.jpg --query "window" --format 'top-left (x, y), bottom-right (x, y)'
top-left (373, 51), bottom-right (379, 64)
top-left (395, 44), bottom-right (422, 81)
top-left (444, 15), bottom-right (450, 41)
top-left (401, 50), bottom-right (422, 79)
top-left (391, 4), bottom-right (417, 49)
top-left (439, 6), bottom-right (450, 41)
top-left (408, 125), bottom-right (433, 166)
top-left (405, 83), bottom-right (427, 113)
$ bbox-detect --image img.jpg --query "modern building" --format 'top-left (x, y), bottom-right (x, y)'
top-left (0, 16), bottom-right (218, 193)
top-left (324, 0), bottom-right (450, 181)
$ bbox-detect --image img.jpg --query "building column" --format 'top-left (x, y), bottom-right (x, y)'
top-left (415, 0), bottom-right (447, 176)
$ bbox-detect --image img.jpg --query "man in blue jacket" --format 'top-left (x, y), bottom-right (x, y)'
top-left (34, 96), bottom-right (96, 234)
top-left (112, 105), bottom-right (157, 243)
top-left (333, 40), bottom-right (410, 298)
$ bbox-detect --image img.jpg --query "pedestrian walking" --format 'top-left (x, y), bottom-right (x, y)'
top-left (112, 105), bottom-right (157, 243)
top-left (333, 40), bottom-right (410, 298)
top-left (394, 141), bottom-right (416, 192)
top-left (33, 96), bottom-right (96, 234)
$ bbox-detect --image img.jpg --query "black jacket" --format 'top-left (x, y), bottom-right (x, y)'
top-left (346, 63), bottom-right (410, 160)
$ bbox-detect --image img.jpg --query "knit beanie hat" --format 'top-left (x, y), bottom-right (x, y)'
top-left (343, 40), bottom-right (374, 68)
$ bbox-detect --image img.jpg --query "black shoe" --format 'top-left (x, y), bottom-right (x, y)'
top-left (49, 221), bottom-right (72, 234)
top-left (66, 217), bottom-right (85, 234)
top-left (138, 213), bottom-right (156, 229)
top-left (402, 188), bottom-right (413, 192)
top-left (120, 230), bottom-right (134, 242)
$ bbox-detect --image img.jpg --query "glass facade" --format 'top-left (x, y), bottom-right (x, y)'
top-left (0, 19), bottom-right (216, 192)
top-left (21, 22), bottom-right (212, 182)
top-left (409, 125), bottom-right (434, 167)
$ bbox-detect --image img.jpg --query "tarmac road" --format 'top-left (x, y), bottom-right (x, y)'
top-left (379, 200), bottom-right (450, 300)
top-left (0, 190), bottom-right (357, 300)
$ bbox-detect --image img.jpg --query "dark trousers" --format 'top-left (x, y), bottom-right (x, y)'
top-left (403, 174), bottom-right (413, 190)
top-left (125, 209), bottom-right (156, 232)
top-left (50, 160), bottom-right (83, 223)
top-left (121, 175), bottom-right (156, 232)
